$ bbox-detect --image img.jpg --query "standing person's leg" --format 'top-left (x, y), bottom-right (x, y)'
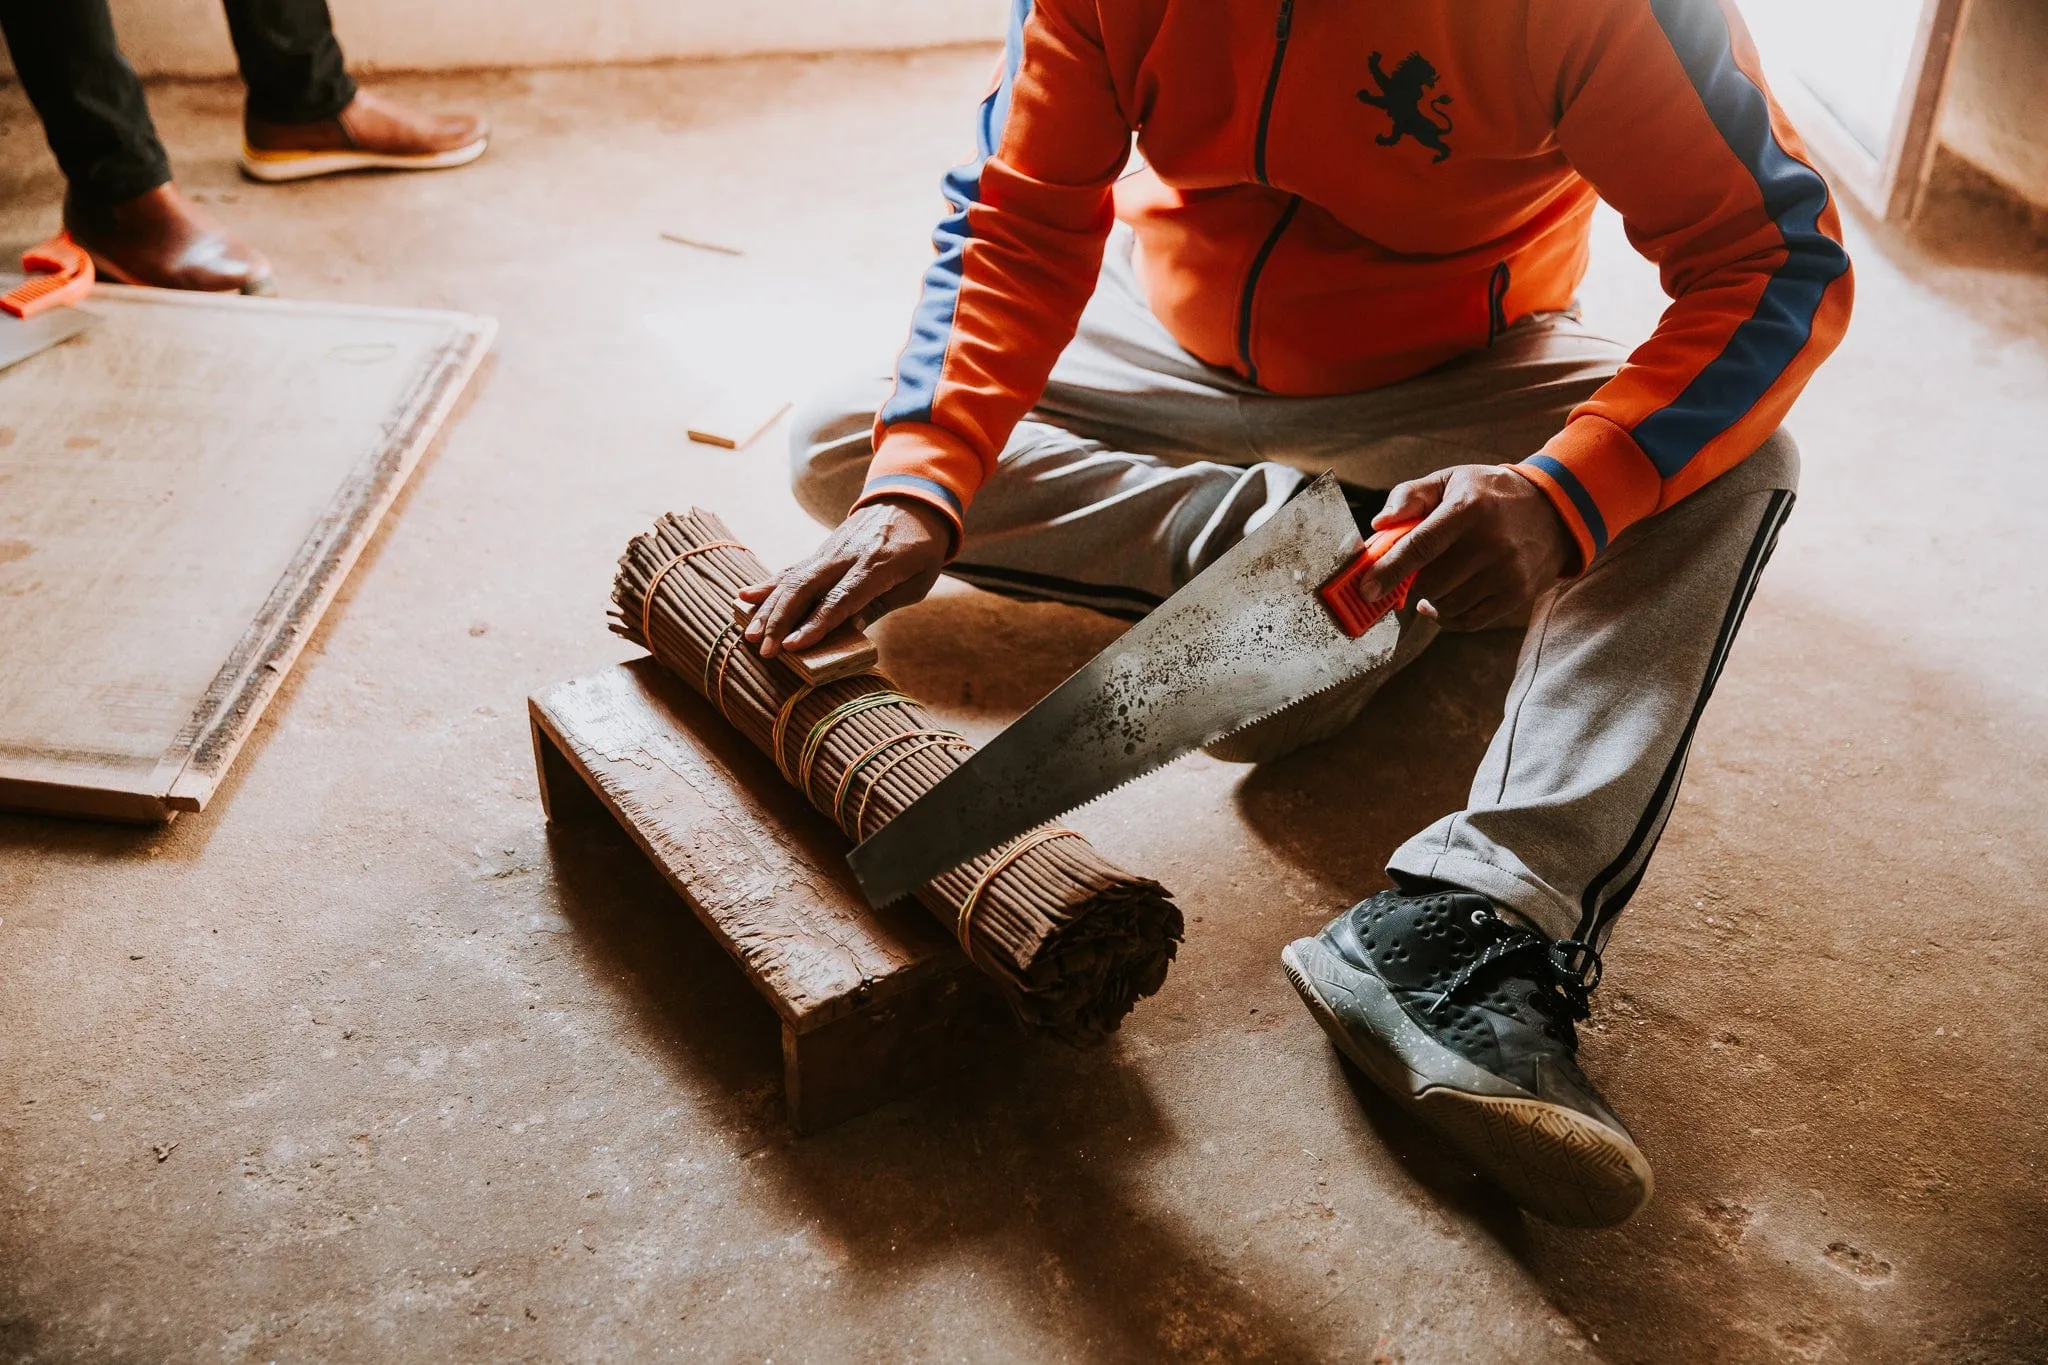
top-left (221, 0), bottom-right (354, 126)
top-left (0, 0), bottom-right (170, 206)
top-left (227, 0), bottom-right (489, 184)
top-left (0, 0), bottom-right (273, 292)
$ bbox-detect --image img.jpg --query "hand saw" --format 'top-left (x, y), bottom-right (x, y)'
top-left (847, 471), bottom-right (1417, 907)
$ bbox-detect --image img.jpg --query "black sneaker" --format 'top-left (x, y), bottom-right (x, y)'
top-left (1280, 889), bottom-right (1652, 1227)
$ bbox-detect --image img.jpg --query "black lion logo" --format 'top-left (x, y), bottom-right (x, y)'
top-left (1357, 51), bottom-right (1454, 164)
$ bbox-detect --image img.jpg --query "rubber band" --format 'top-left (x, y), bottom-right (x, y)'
top-left (832, 728), bottom-right (970, 834)
top-left (641, 541), bottom-right (743, 647)
top-left (853, 734), bottom-right (978, 841)
top-left (771, 684), bottom-right (819, 782)
top-left (701, 622), bottom-right (738, 697)
top-left (710, 627), bottom-right (746, 725)
top-left (957, 828), bottom-right (1086, 963)
top-left (795, 691), bottom-right (914, 802)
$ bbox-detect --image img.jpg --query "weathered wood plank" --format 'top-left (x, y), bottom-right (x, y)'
top-left (531, 659), bottom-right (1003, 1131)
top-left (529, 658), bottom-right (961, 1030)
top-left (782, 972), bottom-right (1004, 1133)
top-left (0, 281), bottom-right (493, 821)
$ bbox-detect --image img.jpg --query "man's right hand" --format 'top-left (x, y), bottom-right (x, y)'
top-left (737, 498), bottom-right (952, 658)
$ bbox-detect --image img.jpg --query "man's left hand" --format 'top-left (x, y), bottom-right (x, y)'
top-left (1355, 465), bottom-right (1577, 632)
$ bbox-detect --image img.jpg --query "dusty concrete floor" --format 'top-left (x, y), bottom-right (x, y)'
top-left (2, 51), bottom-right (2045, 1365)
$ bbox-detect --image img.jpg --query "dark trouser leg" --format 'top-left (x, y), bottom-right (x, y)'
top-left (0, 0), bottom-right (170, 204)
top-left (221, 0), bottom-right (355, 125)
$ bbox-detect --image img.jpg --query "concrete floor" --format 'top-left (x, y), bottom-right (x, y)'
top-left (2, 51), bottom-right (2045, 1365)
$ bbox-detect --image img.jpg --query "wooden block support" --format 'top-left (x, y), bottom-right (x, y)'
top-left (529, 658), bottom-right (1002, 1132)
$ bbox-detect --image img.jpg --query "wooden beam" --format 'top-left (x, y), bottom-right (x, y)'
top-left (528, 659), bottom-right (1003, 1131)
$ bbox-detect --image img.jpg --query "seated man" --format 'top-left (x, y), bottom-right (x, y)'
top-left (742, 0), bottom-right (1851, 1226)
top-left (0, 0), bottom-right (487, 294)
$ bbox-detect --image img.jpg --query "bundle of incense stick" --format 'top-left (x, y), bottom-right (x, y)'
top-left (611, 509), bottom-right (1182, 1045)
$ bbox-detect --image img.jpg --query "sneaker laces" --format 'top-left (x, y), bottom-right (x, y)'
top-left (1427, 926), bottom-right (1604, 1046)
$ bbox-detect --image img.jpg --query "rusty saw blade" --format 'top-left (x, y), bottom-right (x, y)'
top-left (847, 471), bottom-right (1401, 907)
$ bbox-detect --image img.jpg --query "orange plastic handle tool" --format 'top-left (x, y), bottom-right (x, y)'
top-left (1318, 519), bottom-right (1421, 638)
top-left (1, 234), bottom-right (94, 321)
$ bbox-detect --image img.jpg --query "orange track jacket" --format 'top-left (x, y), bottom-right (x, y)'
top-left (860, 0), bottom-right (1853, 569)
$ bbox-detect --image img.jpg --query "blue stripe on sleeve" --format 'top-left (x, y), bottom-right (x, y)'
top-left (1526, 454), bottom-right (1610, 554)
top-left (879, 0), bottom-right (1035, 429)
top-left (862, 473), bottom-right (967, 521)
top-left (1632, 0), bottom-right (1851, 477)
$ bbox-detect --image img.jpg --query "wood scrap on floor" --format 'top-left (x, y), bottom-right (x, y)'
top-left (686, 393), bottom-right (791, 451)
top-left (658, 231), bottom-right (744, 257)
top-left (0, 281), bottom-right (493, 822)
top-left (609, 508), bottom-right (1183, 1045)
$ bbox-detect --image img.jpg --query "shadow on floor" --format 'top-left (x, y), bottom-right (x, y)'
top-left (538, 744), bottom-right (1342, 1360)
top-left (1238, 592), bottom-right (2048, 1361)
top-left (868, 582), bottom-right (1128, 735)
top-left (1232, 629), bottom-right (1523, 897)
top-left (533, 584), bottom-right (1396, 1359)
top-left (539, 814), bottom-right (788, 1122)
top-left (536, 580), bottom-right (2048, 1361)
top-left (1906, 152), bottom-right (2048, 276)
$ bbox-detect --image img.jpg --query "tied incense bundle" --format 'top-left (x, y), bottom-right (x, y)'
top-left (610, 509), bottom-right (1183, 1045)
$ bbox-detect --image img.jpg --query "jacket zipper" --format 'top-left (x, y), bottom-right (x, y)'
top-left (1238, 1), bottom-right (1299, 383)
top-left (1237, 196), bottom-right (1302, 385)
top-left (1487, 261), bottom-right (1512, 343)
top-left (1253, 0), bottom-right (1295, 186)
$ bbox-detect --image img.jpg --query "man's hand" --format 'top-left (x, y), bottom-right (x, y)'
top-left (1356, 465), bottom-right (1577, 632)
top-left (737, 498), bottom-right (952, 657)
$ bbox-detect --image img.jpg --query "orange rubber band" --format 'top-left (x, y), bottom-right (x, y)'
top-left (957, 828), bottom-right (1086, 963)
top-left (795, 691), bottom-right (912, 803)
top-left (852, 734), bottom-right (977, 841)
top-left (710, 627), bottom-right (746, 725)
top-left (832, 728), bottom-right (971, 835)
top-left (771, 684), bottom-right (819, 783)
top-left (641, 541), bottom-right (743, 648)
top-left (701, 622), bottom-right (739, 697)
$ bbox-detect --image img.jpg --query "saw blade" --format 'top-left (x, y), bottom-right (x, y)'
top-left (847, 471), bottom-right (1400, 907)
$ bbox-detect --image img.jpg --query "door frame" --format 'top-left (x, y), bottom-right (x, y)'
top-left (1773, 0), bottom-right (1975, 222)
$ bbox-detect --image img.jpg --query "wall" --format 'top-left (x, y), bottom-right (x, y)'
top-left (0, 0), bottom-right (1005, 79)
top-left (1938, 0), bottom-right (2048, 209)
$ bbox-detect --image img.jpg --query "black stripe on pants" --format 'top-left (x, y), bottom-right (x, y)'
top-left (1573, 488), bottom-right (1796, 945)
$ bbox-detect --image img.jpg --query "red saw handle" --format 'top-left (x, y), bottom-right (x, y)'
top-left (1318, 519), bottom-right (1421, 639)
top-left (1, 233), bottom-right (94, 320)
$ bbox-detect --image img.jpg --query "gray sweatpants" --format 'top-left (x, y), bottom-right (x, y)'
top-left (791, 227), bottom-right (1797, 948)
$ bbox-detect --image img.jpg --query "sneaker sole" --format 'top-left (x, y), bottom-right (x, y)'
top-left (238, 138), bottom-right (488, 183)
top-left (1281, 937), bottom-right (1652, 1227)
